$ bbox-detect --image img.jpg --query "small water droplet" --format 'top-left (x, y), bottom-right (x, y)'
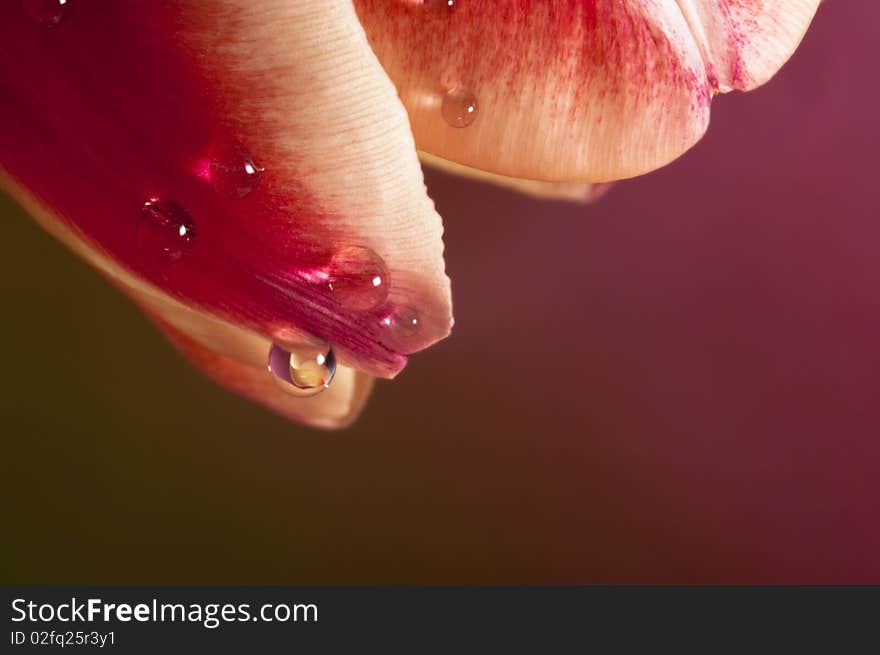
top-left (327, 246), bottom-right (389, 312)
top-left (442, 88), bottom-right (478, 128)
top-left (21, 0), bottom-right (72, 26)
top-left (138, 199), bottom-right (197, 264)
top-left (380, 305), bottom-right (421, 350)
top-left (210, 142), bottom-right (264, 199)
top-left (267, 343), bottom-right (336, 397)
top-left (424, 0), bottom-right (455, 12)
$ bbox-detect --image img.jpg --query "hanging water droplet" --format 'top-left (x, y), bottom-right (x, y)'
top-left (442, 87), bottom-right (478, 128)
top-left (267, 343), bottom-right (336, 397)
top-left (327, 246), bottom-right (389, 312)
top-left (424, 0), bottom-right (455, 12)
top-left (21, 0), bottom-right (73, 26)
top-left (138, 199), bottom-right (197, 264)
top-left (210, 142), bottom-right (264, 199)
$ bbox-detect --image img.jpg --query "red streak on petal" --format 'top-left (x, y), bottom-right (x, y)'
top-left (356, 0), bottom-right (711, 180)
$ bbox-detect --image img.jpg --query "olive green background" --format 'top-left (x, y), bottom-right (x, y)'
top-left (3, 2), bottom-right (878, 583)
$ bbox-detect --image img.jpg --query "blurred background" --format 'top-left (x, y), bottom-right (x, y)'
top-left (2, 2), bottom-right (878, 583)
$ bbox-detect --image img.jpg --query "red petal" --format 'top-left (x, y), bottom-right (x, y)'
top-left (0, 0), bottom-right (452, 380)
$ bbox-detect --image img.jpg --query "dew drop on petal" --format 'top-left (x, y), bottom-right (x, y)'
top-left (138, 199), bottom-right (197, 265)
top-left (327, 246), bottom-right (390, 312)
top-left (380, 305), bottom-right (421, 351)
top-left (210, 142), bottom-right (264, 199)
top-left (424, 0), bottom-right (455, 12)
top-left (267, 342), bottom-right (336, 397)
top-left (442, 88), bottom-right (478, 128)
top-left (21, 0), bottom-right (72, 26)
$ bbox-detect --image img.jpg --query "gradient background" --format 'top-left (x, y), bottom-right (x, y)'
top-left (2, 2), bottom-right (877, 583)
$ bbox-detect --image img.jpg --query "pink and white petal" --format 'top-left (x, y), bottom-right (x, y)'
top-left (675, 0), bottom-right (822, 91)
top-left (0, 0), bottom-right (453, 427)
top-left (356, 0), bottom-right (819, 182)
top-left (2, 175), bottom-right (371, 429)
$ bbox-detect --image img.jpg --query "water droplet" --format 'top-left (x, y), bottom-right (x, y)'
top-left (327, 246), bottom-right (389, 312)
top-left (267, 343), bottom-right (336, 397)
top-left (138, 199), bottom-right (197, 264)
top-left (21, 0), bottom-right (72, 26)
top-left (380, 305), bottom-right (421, 350)
top-left (424, 0), bottom-right (455, 12)
top-left (442, 88), bottom-right (478, 128)
top-left (210, 142), bottom-right (263, 199)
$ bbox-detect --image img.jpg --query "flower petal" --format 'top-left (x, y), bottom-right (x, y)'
top-left (421, 152), bottom-right (613, 203)
top-left (0, 0), bottom-right (452, 388)
top-left (356, 0), bottom-right (819, 181)
top-left (675, 0), bottom-right (821, 91)
top-left (3, 174), bottom-right (372, 429)
top-left (155, 319), bottom-right (375, 430)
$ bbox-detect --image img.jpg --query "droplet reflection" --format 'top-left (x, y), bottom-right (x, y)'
top-left (267, 343), bottom-right (336, 397)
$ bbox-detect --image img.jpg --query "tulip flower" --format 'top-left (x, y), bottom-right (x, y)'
top-left (0, 0), bottom-right (820, 428)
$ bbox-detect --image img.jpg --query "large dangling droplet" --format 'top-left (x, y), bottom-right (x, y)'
top-left (327, 246), bottom-right (390, 312)
top-left (138, 198), bottom-right (197, 265)
top-left (267, 342), bottom-right (336, 397)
